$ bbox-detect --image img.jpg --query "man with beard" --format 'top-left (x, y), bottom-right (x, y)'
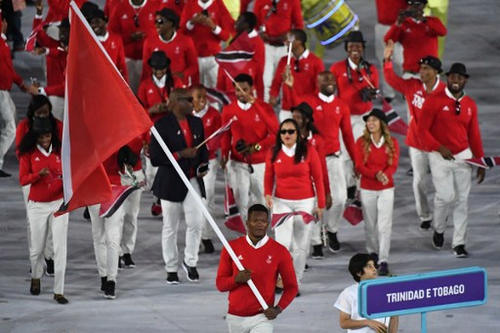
top-left (418, 63), bottom-right (485, 258)
top-left (284, 70), bottom-right (356, 253)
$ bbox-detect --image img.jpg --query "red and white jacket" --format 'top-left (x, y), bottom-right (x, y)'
top-left (254, 0), bottom-right (303, 39)
top-left (330, 58), bottom-right (379, 116)
top-left (180, 0), bottom-right (234, 57)
top-left (384, 17), bottom-right (447, 73)
top-left (19, 145), bottom-right (63, 202)
top-left (270, 49), bottom-right (324, 111)
top-left (99, 32), bottom-right (129, 81)
top-left (221, 99), bottom-right (278, 164)
top-left (194, 105), bottom-right (221, 160)
top-left (355, 136), bottom-right (399, 191)
top-left (375, 0), bottom-right (407, 25)
top-left (307, 132), bottom-right (330, 196)
top-left (108, 0), bottom-right (160, 60)
top-left (0, 34), bottom-right (23, 91)
top-left (383, 60), bottom-right (445, 150)
top-left (141, 31), bottom-right (199, 86)
top-left (418, 88), bottom-right (484, 157)
top-left (264, 144), bottom-right (325, 208)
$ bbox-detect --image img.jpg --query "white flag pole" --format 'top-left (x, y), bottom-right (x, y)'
top-left (150, 126), bottom-right (269, 310)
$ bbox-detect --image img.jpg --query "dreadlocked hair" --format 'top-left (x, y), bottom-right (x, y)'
top-left (271, 119), bottom-right (307, 164)
top-left (361, 121), bottom-right (395, 165)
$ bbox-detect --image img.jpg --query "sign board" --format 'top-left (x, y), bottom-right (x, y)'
top-left (358, 267), bottom-right (487, 319)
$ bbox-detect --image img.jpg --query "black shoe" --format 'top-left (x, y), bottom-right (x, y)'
top-left (275, 287), bottom-right (283, 294)
top-left (30, 278), bottom-right (40, 295)
top-left (118, 256), bottom-right (123, 270)
top-left (296, 291), bottom-right (301, 297)
top-left (202, 239), bottom-right (215, 254)
top-left (378, 262), bottom-right (389, 276)
top-left (420, 220), bottom-right (432, 231)
top-left (104, 281), bottom-right (116, 299)
top-left (54, 294), bottom-right (69, 304)
top-left (327, 232), bottom-right (340, 253)
top-left (432, 231), bottom-right (444, 249)
top-left (304, 263), bottom-right (310, 272)
top-left (311, 245), bottom-right (324, 259)
top-left (369, 253), bottom-right (379, 268)
top-left (453, 245), bottom-right (468, 258)
top-left (83, 207), bottom-right (90, 220)
top-left (347, 186), bottom-right (357, 200)
top-left (407, 168), bottom-right (413, 176)
top-left (45, 258), bottom-right (54, 276)
top-left (122, 253), bottom-right (136, 268)
top-left (182, 261), bottom-right (199, 282)
top-left (166, 272), bottom-right (180, 285)
top-left (100, 277), bottom-right (107, 293)
top-left (0, 170), bottom-right (11, 177)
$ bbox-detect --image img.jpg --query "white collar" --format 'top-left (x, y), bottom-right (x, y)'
top-left (97, 32), bottom-right (109, 42)
top-left (246, 235), bottom-right (269, 249)
top-left (348, 57), bottom-right (358, 70)
top-left (423, 78), bottom-right (440, 92)
top-left (160, 31), bottom-right (177, 43)
top-left (248, 29), bottom-right (258, 38)
top-left (129, 0), bottom-right (147, 9)
top-left (445, 87), bottom-right (465, 101)
top-left (198, 0), bottom-right (214, 10)
top-left (153, 74), bottom-right (166, 88)
top-left (318, 92), bottom-right (334, 103)
top-left (237, 100), bottom-right (252, 111)
top-left (306, 131), bottom-right (313, 140)
top-left (193, 104), bottom-right (209, 118)
top-left (1, 33), bottom-right (6, 41)
top-left (371, 134), bottom-right (385, 148)
top-left (281, 143), bottom-right (296, 157)
top-left (37, 144), bottom-right (52, 157)
top-left (297, 49), bottom-right (310, 60)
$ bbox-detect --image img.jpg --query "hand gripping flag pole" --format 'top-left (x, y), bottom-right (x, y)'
top-left (150, 126), bottom-right (269, 310)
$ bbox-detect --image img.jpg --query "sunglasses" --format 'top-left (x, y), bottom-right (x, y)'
top-left (455, 100), bottom-right (461, 115)
top-left (179, 96), bottom-right (194, 103)
top-left (280, 129), bottom-right (296, 135)
top-left (155, 18), bottom-right (164, 25)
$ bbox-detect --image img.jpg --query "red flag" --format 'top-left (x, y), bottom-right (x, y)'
top-left (99, 185), bottom-right (139, 218)
top-left (271, 211), bottom-right (316, 229)
top-left (465, 156), bottom-right (500, 169)
top-left (59, 3), bottom-right (152, 214)
top-left (343, 200), bottom-right (363, 226)
top-left (224, 177), bottom-right (246, 234)
top-left (382, 99), bottom-right (408, 136)
top-left (215, 32), bottom-right (255, 78)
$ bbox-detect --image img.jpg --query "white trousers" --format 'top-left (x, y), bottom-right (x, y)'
top-left (22, 185), bottom-right (53, 259)
top-left (161, 178), bottom-right (204, 271)
top-left (126, 58), bottom-right (143, 93)
top-left (89, 204), bottom-right (124, 282)
top-left (228, 161), bottom-right (266, 221)
top-left (120, 186), bottom-right (143, 255)
top-left (144, 155), bottom-right (158, 191)
top-left (48, 96), bottom-right (65, 122)
top-left (198, 56), bottom-right (219, 89)
top-left (0, 90), bottom-right (16, 169)
top-left (202, 158), bottom-right (219, 239)
top-left (273, 197), bottom-right (315, 283)
top-left (263, 44), bottom-right (286, 102)
top-left (226, 313), bottom-right (273, 333)
top-left (27, 199), bottom-right (68, 295)
top-left (360, 188), bottom-right (394, 263)
top-left (409, 147), bottom-right (433, 221)
top-left (429, 149), bottom-right (472, 247)
top-left (374, 23), bottom-right (403, 99)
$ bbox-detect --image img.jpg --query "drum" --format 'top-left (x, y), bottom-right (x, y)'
top-left (303, 0), bottom-right (359, 48)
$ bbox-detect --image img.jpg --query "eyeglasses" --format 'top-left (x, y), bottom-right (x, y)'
top-left (179, 96), bottom-right (194, 103)
top-left (455, 100), bottom-right (461, 115)
top-left (280, 129), bottom-right (296, 135)
top-left (155, 18), bottom-right (164, 25)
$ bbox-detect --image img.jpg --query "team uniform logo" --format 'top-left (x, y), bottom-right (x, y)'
top-left (266, 255), bottom-right (273, 264)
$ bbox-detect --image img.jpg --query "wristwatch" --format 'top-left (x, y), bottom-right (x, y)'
top-left (253, 143), bottom-right (262, 152)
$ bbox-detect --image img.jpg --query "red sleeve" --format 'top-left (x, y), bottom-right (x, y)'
top-left (254, 101), bottom-right (279, 149)
top-left (270, 58), bottom-right (285, 98)
top-left (291, 0), bottom-right (304, 29)
top-left (468, 102), bottom-right (484, 158)
top-left (371, 64), bottom-right (379, 88)
top-left (276, 248), bottom-right (298, 310)
top-left (254, 63), bottom-right (265, 99)
top-left (32, 17), bottom-right (42, 30)
top-left (383, 138), bottom-right (399, 176)
top-left (354, 139), bottom-right (379, 179)
top-left (316, 137), bottom-right (330, 195)
top-left (425, 16), bottom-right (447, 36)
top-left (19, 153), bottom-right (42, 186)
top-left (179, 4), bottom-right (192, 35)
top-left (137, 81), bottom-right (149, 107)
top-left (141, 39), bottom-right (152, 81)
top-left (184, 37), bottom-right (199, 79)
top-left (217, 2), bottom-right (235, 41)
top-left (309, 147), bottom-right (325, 208)
top-left (207, 110), bottom-right (223, 152)
top-left (253, 0), bottom-right (264, 28)
top-left (384, 24), bottom-right (402, 43)
top-left (264, 150), bottom-right (275, 196)
top-left (118, 38), bottom-right (129, 81)
top-left (383, 61), bottom-right (410, 95)
top-left (45, 82), bottom-right (65, 96)
top-left (339, 104), bottom-right (357, 161)
top-left (216, 247), bottom-right (240, 292)
top-left (417, 96), bottom-right (441, 151)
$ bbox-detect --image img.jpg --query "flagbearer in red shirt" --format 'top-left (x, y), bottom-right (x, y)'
top-left (180, 0), bottom-right (234, 88)
top-left (18, 117), bottom-right (69, 304)
top-left (253, 0), bottom-right (303, 102)
top-left (418, 63), bottom-right (485, 258)
top-left (221, 74), bottom-right (279, 221)
top-left (355, 109), bottom-right (399, 276)
top-left (191, 85), bottom-right (222, 253)
top-left (384, 41), bottom-right (445, 230)
top-left (264, 119), bottom-right (324, 288)
top-left (216, 204), bottom-right (298, 332)
top-left (269, 29), bottom-right (324, 122)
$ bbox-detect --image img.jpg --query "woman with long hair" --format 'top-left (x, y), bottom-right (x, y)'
top-left (355, 109), bottom-right (399, 276)
top-left (18, 117), bottom-right (69, 304)
top-left (264, 119), bottom-right (325, 288)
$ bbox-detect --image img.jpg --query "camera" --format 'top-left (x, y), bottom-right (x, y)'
top-left (360, 88), bottom-right (379, 102)
top-left (235, 139), bottom-right (247, 153)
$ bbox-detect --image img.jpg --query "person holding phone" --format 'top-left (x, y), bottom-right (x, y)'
top-left (264, 119), bottom-right (325, 288)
